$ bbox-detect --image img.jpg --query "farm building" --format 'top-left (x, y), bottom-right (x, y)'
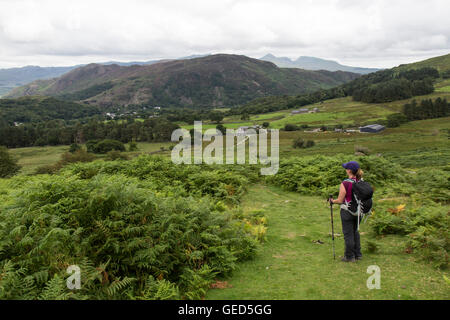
top-left (359, 124), bottom-right (386, 133)
top-left (237, 125), bottom-right (260, 135)
top-left (291, 108), bottom-right (309, 114)
top-left (236, 126), bottom-right (250, 135)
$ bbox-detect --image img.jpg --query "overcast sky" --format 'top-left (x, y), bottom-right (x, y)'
top-left (0, 0), bottom-right (449, 69)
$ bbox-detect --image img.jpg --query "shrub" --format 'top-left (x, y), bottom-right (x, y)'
top-left (284, 124), bottom-right (299, 131)
top-left (369, 201), bottom-right (449, 269)
top-left (0, 174), bottom-right (258, 299)
top-left (90, 139), bottom-right (126, 154)
top-left (65, 156), bottom-right (254, 204)
top-left (292, 137), bottom-right (304, 148)
top-left (216, 124), bottom-right (226, 135)
top-left (411, 168), bottom-right (450, 203)
top-left (266, 154), bottom-right (406, 197)
top-left (106, 150), bottom-right (129, 161)
top-left (408, 224), bottom-right (449, 269)
top-left (355, 145), bottom-right (371, 156)
top-left (35, 150), bottom-right (95, 175)
top-left (86, 140), bottom-right (101, 153)
top-left (366, 240), bottom-right (379, 253)
top-left (69, 143), bottom-right (82, 153)
top-left (34, 138), bottom-right (46, 147)
top-left (386, 113), bottom-right (409, 128)
top-left (128, 141), bottom-right (138, 152)
top-left (34, 164), bottom-right (60, 175)
top-left (60, 149), bottom-right (96, 165)
top-left (0, 146), bottom-right (21, 178)
top-left (293, 138), bottom-right (315, 149)
top-left (262, 122), bottom-right (270, 128)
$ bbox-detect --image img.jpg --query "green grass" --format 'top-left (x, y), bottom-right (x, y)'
top-left (436, 86), bottom-right (450, 93)
top-left (9, 141), bottom-right (175, 175)
top-left (269, 111), bottom-right (360, 128)
top-left (10, 145), bottom-right (70, 175)
top-left (206, 184), bottom-right (450, 300)
top-left (396, 53), bottom-right (450, 72)
top-left (250, 111), bottom-right (287, 121)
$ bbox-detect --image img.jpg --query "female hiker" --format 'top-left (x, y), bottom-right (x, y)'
top-left (329, 161), bottom-right (363, 262)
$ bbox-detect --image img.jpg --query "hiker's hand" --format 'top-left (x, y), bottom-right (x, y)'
top-left (328, 198), bottom-right (334, 205)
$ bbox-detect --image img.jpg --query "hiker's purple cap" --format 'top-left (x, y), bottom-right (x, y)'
top-left (342, 161), bottom-right (360, 171)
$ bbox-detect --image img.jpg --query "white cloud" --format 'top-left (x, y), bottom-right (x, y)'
top-left (0, 0), bottom-right (449, 68)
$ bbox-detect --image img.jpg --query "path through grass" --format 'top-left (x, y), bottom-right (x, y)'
top-left (206, 184), bottom-right (449, 300)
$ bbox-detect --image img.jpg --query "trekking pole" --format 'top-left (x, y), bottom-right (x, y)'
top-left (329, 194), bottom-right (336, 260)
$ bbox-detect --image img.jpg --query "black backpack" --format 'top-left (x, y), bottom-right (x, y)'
top-left (345, 179), bottom-right (374, 217)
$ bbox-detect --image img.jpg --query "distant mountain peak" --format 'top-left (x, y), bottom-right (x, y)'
top-left (259, 54), bottom-right (380, 74)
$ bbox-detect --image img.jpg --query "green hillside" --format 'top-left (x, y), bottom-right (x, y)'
top-left (396, 53), bottom-right (450, 72)
top-left (228, 53), bottom-right (449, 118)
top-left (0, 96), bottom-right (102, 125)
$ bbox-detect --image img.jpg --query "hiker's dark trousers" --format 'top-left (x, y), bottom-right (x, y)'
top-left (340, 208), bottom-right (362, 259)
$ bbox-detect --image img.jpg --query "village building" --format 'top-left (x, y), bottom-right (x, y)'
top-left (359, 124), bottom-right (386, 133)
top-left (291, 108), bottom-right (309, 115)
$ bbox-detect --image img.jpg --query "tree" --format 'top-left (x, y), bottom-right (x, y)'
top-left (128, 141), bottom-right (138, 151)
top-left (69, 143), bottom-right (82, 153)
top-left (90, 140), bottom-right (126, 154)
top-left (241, 113), bottom-right (250, 121)
top-left (0, 146), bottom-right (21, 178)
top-left (292, 137), bottom-right (304, 148)
top-left (210, 112), bottom-right (224, 124)
top-left (284, 124), bottom-right (299, 131)
top-left (216, 124), bottom-right (226, 135)
top-left (386, 113), bottom-right (408, 128)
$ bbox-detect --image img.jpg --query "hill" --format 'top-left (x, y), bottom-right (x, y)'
top-left (0, 66), bottom-right (74, 97)
top-left (260, 54), bottom-right (380, 74)
top-left (233, 53), bottom-right (449, 115)
top-left (0, 96), bottom-right (102, 125)
top-left (5, 54), bottom-right (360, 108)
top-left (0, 55), bottom-right (211, 97)
top-left (395, 53), bottom-right (450, 72)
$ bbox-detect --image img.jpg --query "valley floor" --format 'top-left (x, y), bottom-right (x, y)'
top-left (206, 184), bottom-right (450, 300)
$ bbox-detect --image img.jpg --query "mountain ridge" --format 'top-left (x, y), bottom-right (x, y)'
top-left (5, 54), bottom-right (360, 108)
top-left (0, 55), bottom-right (211, 97)
top-left (260, 54), bottom-right (380, 74)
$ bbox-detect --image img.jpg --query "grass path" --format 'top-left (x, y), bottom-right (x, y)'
top-left (206, 184), bottom-right (449, 300)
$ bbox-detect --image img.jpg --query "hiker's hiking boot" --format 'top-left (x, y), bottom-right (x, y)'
top-left (356, 256), bottom-right (363, 261)
top-left (341, 256), bottom-right (356, 263)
